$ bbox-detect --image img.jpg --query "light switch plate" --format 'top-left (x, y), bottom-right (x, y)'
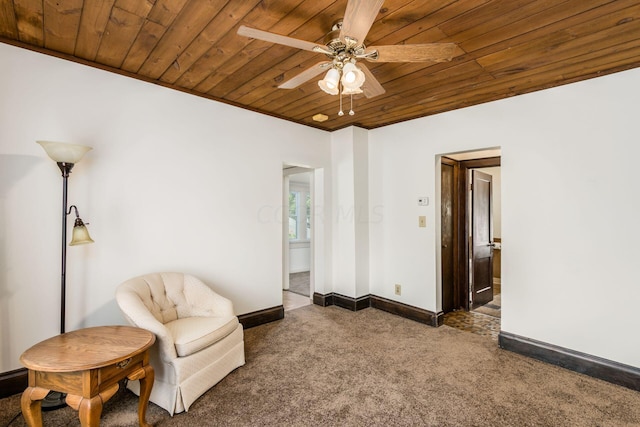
top-left (419, 216), bottom-right (426, 227)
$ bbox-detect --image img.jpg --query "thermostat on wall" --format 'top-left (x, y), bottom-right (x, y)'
top-left (418, 197), bottom-right (429, 206)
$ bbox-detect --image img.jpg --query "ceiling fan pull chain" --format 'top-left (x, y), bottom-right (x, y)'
top-left (338, 83), bottom-right (344, 116)
top-left (349, 94), bottom-right (355, 116)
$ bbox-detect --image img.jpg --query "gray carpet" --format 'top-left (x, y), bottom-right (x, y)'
top-left (2, 305), bottom-right (640, 426)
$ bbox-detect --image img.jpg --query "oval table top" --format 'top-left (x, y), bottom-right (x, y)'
top-left (20, 325), bottom-right (155, 372)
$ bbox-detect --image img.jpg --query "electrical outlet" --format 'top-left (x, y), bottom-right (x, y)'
top-left (395, 284), bottom-right (401, 295)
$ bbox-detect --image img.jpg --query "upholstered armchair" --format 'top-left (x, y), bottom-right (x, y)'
top-left (115, 272), bottom-right (245, 415)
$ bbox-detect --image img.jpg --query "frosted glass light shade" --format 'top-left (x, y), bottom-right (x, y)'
top-left (69, 219), bottom-right (94, 246)
top-left (37, 141), bottom-right (92, 164)
top-left (318, 68), bottom-right (340, 95)
top-left (341, 63), bottom-right (365, 90)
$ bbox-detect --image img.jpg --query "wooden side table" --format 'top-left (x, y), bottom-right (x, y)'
top-left (20, 325), bottom-right (155, 427)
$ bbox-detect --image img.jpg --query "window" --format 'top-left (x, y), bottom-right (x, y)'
top-left (289, 186), bottom-right (311, 241)
top-left (306, 192), bottom-right (311, 239)
top-left (289, 191), bottom-right (299, 239)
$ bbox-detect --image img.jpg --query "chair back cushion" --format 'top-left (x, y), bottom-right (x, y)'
top-left (118, 272), bottom-right (230, 324)
top-left (122, 272), bottom-right (185, 323)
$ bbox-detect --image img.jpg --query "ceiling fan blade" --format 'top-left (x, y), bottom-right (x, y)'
top-left (279, 62), bottom-right (331, 89)
top-left (237, 25), bottom-right (322, 53)
top-left (367, 43), bottom-right (458, 62)
top-left (359, 63), bottom-right (385, 98)
top-left (339, 0), bottom-right (385, 45)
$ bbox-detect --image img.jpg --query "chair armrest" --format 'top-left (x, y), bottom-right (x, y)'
top-left (131, 314), bottom-right (178, 362)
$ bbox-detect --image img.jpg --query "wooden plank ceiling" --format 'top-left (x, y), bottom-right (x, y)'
top-left (1, 0), bottom-right (639, 131)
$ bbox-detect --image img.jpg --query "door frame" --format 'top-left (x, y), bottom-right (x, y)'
top-left (440, 157), bottom-right (459, 313)
top-left (442, 156), bottom-right (500, 312)
top-left (282, 166), bottom-right (319, 302)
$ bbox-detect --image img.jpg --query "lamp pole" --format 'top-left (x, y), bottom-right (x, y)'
top-left (37, 140), bottom-right (93, 334)
top-left (58, 162), bottom-right (74, 334)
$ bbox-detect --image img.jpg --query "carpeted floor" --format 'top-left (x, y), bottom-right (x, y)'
top-left (2, 305), bottom-right (640, 426)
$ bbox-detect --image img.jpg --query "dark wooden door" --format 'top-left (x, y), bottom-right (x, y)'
top-left (471, 170), bottom-right (494, 309)
top-left (441, 161), bottom-right (455, 313)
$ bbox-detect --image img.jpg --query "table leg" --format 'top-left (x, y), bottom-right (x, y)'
top-left (20, 386), bottom-right (49, 427)
top-left (77, 395), bottom-right (103, 427)
top-left (128, 364), bottom-right (154, 427)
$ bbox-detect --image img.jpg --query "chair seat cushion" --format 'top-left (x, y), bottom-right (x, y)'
top-left (166, 316), bottom-right (239, 357)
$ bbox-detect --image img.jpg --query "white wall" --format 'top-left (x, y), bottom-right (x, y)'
top-left (0, 43), bottom-right (331, 372)
top-left (330, 127), bottom-right (370, 298)
top-left (368, 130), bottom-right (438, 309)
top-left (353, 127), bottom-right (370, 297)
top-left (289, 243), bottom-right (310, 273)
top-left (369, 68), bottom-right (640, 368)
top-left (331, 128), bottom-right (357, 296)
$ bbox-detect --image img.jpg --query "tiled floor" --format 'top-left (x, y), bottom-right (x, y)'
top-left (284, 271), bottom-right (312, 311)
top-left (443, 279), bottom-right (502, 340)
top-left (283, 290), bottom-right (312, 311)
top-left (473, 293), bottom-right (501, 318)
top-left (289, 271), bottom-right (310, 297)
top-left (443, 310), bottom-right (501, 340)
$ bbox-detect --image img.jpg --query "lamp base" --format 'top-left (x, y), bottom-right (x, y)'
top-left (41, 390), bottom-right (67, 411)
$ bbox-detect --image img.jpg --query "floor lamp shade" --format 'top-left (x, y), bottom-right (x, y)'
top-left (70, 217), bottom-right (94, 245)
top-left (37, 141), bottom-right (92, 164)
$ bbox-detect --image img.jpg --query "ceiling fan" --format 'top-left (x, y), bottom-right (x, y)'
top-left (237, 0), bottom-right (457, 115)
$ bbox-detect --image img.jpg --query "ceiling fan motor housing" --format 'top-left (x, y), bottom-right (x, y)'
top-left (321, 20), bottom-right (371, 64)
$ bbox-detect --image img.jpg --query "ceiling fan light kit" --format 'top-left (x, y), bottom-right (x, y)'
top-left (237, 0), bottom-right (457, 120)
top-left (318, 68), bottom-right (341, 95)
top-left (341, 62), bottom-right (365, 90)
top-left (342, 86), bottom-right (363, 95)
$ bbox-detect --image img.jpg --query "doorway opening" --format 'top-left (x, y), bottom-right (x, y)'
top-left (283, 166), bottom-right (314, 312)
top-left (439, 149), bottom-right (501, 339)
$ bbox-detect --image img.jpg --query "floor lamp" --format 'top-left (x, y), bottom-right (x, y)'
top-left (37, 140), bottom-right (94, 410)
